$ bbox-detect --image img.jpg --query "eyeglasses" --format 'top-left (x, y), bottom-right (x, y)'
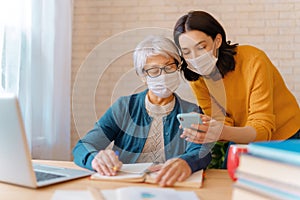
top-left (143, 63), bottom-right (178, 78)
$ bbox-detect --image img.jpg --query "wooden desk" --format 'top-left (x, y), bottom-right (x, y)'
top-left (0, 160), bottom-right (233, 200)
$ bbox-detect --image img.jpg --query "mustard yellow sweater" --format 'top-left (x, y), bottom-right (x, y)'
top-left (190, 45), bottom-right (300, 141)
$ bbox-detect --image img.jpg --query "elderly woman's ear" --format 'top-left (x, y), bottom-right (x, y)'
top-left (140, 76), bottom-right (147, 83)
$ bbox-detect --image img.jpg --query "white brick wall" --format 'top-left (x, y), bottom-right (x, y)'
top-left (71, 0), bottom-right (300, 150)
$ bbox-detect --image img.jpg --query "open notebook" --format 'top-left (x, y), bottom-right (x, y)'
top-left (91, 163), bottom-right (204, 188)
top-left (0, 93), bottom-right (93, 188)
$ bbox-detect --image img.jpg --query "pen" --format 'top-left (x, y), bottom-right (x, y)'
top-left (112, 150), bottom-right (120, 171)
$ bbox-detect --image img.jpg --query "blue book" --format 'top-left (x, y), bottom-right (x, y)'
top-left (248, 139), bottom-right (300, 166)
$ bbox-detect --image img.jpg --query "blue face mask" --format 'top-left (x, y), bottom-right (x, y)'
top-left (186, 49), bottom-right (218, 76)
top-left (146, 72), bottom-right (180, 98)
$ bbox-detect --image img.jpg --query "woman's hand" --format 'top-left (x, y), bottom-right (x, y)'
top-left (180, 114), bottom-right (223, 144)
top-left (91, 149), bottom-right (123, 176)
top-left (148, 158), bottom-right (192, 187)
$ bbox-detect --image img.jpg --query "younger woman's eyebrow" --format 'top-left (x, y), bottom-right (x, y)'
top-left (194, 40), bottom-right (206, 47)
top-left (181, 40), bottom-right (206, 50)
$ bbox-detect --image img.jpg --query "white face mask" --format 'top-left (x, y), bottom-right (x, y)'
top-left (146, 72), bottom-right (180, 98)
top-left (186, 49), bottom-right (218, 76)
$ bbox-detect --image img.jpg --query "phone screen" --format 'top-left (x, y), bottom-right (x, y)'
top-left (177, 113), bottom-right (202, 129)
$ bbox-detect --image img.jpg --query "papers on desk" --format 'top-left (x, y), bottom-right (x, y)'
top-left (102, 187), bottom-right (199, 200)
top-left (51, 190), bottom-right (95, 200)
top-left (51, 187), bottom-right (199, 200)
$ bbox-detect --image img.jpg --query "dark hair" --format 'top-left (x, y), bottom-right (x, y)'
top-left (173, 11), bottom-right (238, 81)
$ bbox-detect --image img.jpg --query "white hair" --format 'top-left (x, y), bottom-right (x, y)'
top-left (133, 35), bottom-right (181, 76)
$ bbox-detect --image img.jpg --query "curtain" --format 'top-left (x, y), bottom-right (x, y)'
top-left (0, 1), bottom-right (27, 95)
top-left (0, 0), bottom-right (72, 160)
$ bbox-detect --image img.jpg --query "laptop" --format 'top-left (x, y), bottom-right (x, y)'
top-left (0, 93), bottom-right (94, 188)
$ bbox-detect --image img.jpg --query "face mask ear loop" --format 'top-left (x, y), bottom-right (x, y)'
top-left (177, 59), bottom-right (183, 71)
top-left (177, 56), bottom-right (189, 83)
top-left (140, 76), bottom-right (147, 84)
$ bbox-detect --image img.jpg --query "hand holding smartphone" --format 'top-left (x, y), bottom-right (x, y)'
top-left (177, 113), bottom-right (202, 130)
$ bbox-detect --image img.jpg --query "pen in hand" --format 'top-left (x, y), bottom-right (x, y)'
top-left (112, 151), bottom-right (120, 172)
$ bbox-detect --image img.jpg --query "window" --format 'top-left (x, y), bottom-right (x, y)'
top-left (0, 0), bottom-right (72, 160)
top-left (0, 0), bottom-right (30, 94)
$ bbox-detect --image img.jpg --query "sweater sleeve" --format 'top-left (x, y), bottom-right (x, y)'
top-left (190, 78), bottom-right (234, 126)
top-left (245, 51), bottom-right (276, 141)
top-left (169, 97), bottom-right (212, 172)
top-left (178, 142), bottom-right (212, 173)
top-left (72, 98), bottom-right (124, 170)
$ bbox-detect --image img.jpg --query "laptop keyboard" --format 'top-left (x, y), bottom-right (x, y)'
top-left (34, 170), bottom-right (66, 182)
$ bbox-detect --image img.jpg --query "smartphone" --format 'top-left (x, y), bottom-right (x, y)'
top-left (177, 113), bottom-right (203, 129)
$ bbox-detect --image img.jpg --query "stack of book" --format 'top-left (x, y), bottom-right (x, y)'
top-left (232, 139), bottom-right (300, 200)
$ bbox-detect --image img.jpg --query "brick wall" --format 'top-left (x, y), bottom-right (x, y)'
top-left (71, 0), bottom-right (300, 154)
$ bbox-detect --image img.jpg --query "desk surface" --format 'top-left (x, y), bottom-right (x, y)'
top-left (0, 160), bottom-right (233, 200)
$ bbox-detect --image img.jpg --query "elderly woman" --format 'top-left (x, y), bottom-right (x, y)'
top-left (72, 35), bottom-right (211, 187)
